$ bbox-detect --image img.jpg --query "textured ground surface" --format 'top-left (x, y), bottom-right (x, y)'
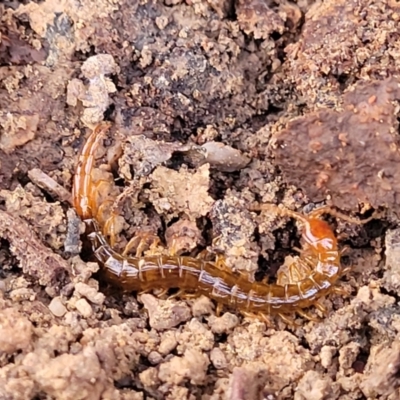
top-left (1, 0), bottom-right (400, 399)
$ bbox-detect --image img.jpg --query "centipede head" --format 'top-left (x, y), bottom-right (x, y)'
top-left (302, 217), bottom-right (338, 254)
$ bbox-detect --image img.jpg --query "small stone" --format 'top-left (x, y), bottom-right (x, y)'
top-left (148, 351), bottom-right (163, 365)
top-left (320, 346), bottom-right (336, 369)
top-left (0, 308), bottom-right (32, 354)
top-left (191, 295), bottom-right (214, 317)
top-left (48, 297), bottom-right (67, 317)
top-left (140, 294), bottom-right (191, 331)
top-left (159, 331), bottom-right (178, 355)
top-left (210, 347), bottom-right (227, 369)
top-left (74, 282), bottom-right (105, 305)
top-left (75, 298), bottom-right (93, 318)
top-left (209, 312), bottom-right (239, 334)
top-left (139, 367), bottom-right (160, 387)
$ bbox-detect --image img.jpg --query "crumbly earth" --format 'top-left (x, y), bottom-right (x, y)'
top-left (1, 0), bottom-right (400, 399)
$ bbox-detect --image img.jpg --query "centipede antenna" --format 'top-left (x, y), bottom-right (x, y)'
top-left (252, 203), bottom-right (309, 223)
top-left (308, 206), bottom-right (381, 225)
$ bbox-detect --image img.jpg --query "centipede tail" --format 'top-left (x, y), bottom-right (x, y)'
top-left (72, 122), bottom-right (112, 219)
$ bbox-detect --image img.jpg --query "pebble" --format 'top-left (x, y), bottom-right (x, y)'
top-left (75, 298), bottom-right (93, 318)
top-left (49, 297), bottom-right (67, 317)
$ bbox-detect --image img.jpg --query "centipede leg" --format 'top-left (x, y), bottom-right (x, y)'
top-left (137, 235), bottom-right (159, 256)
top-left (288, 262), bottom-right (304, 282)
top-left (90, 175), bottom-right (115, 210)
top-left (314, 301), bottom-right (328, 316)
top-left (215, 255), bottom-right (251, 279)
top-left (296, 309), bottom-right (318, 322)
top-left (215, 302), bottom-right (224, 317)
top-left (155, 288), bottom-right (169, 298)
top-left (242, 310), bottom-right (257, 320)
top-left (199, 252), bottom-right (239, 275)
top-left (340, 266), bottom-right (352, 276)
top-left (301, 256), bottom-right (316, 271)
top-left (168, 289), bottom-right (197, 300)
top-left (242, 311), bottom-right (272, 326)
top-left (259, 313), bottom-right (272, 326)
top-left (96, 198), bottom-right (114, 217)
top-left (332, 286), bottom-right (351, 297)
top-left (277, 313), bottom-right (298, 326)
top-left (340, 246), bottom-right (350, 256)
top-left (138, 289), bottom-right (151, 296)
top-left (103, 214), bottom-right (120, 247)
top-left (96, 200), bottom-right (117, 227)
top-left (168, 238), bottom-right (179, 257)
top-left (196, 249), bottom-right (214, 261)
top-left (122, 233), bottom-right (160, 257)
top-left (215, 255), bottom-right (230, 272)
top-left (278, 258), bottom-right (311, 285)
top-left (260, 276), bottom-right (270, 285)
top-left (167, 290), bottom-right (183, 300)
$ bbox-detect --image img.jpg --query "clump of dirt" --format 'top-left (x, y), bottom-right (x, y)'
top-left (0, 0), bottom-right (400, 399)
top-left (271, 78), bottom-right (400, 212)
top-left (282, 0), bottom-right (400, 109)
top-left (67, 54), bottom-right (119, 127)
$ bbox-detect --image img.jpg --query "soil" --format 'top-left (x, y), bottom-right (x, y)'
top-left (1, 0), bottom-right (400, 399)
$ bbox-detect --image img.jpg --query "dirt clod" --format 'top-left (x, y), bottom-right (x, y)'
top-left (272, 78), bottom-right (400, 211)
top-left (0, 209), bottom-right (70, 295)
top-left (140, 294), bottom-right (191, 331)
top-left (294, 370), bottom-right (340, 400)
top-left (0, 308), bottom-right (32, 354)
top-left (360, 341), bottom-right (400, 398)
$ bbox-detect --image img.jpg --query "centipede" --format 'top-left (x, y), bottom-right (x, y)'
top-left (72, 122), bottom-right (372, 323)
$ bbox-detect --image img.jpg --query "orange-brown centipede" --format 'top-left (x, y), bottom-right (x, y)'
top-left (72, 123), bottom-right (355, 321)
